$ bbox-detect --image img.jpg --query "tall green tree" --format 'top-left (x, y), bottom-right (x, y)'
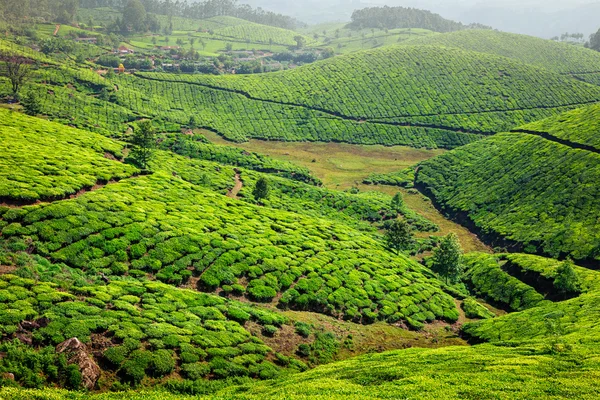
top-left (130, 120), bottom-right (157, 169)
top-left (390, 192), bottom-right (404, 211)
top-left (587, 28), bottom-right (600, 51)
top-left (21, 91), bottom-right (41, 116)
top-left (123, 0), bottom-right (147, 33)
top-left (385, 218), bottom-right (414, 254)
top-left (431, 233), bottom-right (462, 284)
top-left (253, 177), bottom-right (269, 202)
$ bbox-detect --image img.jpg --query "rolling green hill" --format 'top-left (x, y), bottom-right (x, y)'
top-left (414, 105), bottom-right (600, 265)
top-left (0, 111), bottom-right (458, 393)
top-left (516, 102), bottom-right (600, 150)
top-left (138, 45), bottom-right (600, 145)
top-left (3, 12), bottom-right (600, 400)
top-left (5, 252), bottom-right (600, 399)
top-left (409, 30), bottom-right (600, 76)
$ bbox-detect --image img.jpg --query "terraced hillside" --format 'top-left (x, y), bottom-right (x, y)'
top-left (5, 252), bottom-right (600, 399)
top-left (0, 111), bottom-right (464, 391)
top-left (409, 30), bottom-right (600, 77)
top-left (210, 18), bottom-right (313, 46)
top-left (138, 45), bottom-right (600, 145)
top-left (414, 104), bottom-right (600, 265)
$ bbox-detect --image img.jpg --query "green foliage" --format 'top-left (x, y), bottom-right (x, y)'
top-left (430, 233), bottom-right (462, 284)
top-left (161, 135), bottom-right (320, 185)
top-left (518, 102), bottom-right (600, 150)
top-left (129, 120), bottom-right (157, 169)
top-left (384, 218), bottom-right (414, 254)
top-left (462, 253), bottom-right (547, 311)
top-left (554, 260), bottom-right (582, 296)
top-left (416, 128), bottom-right (600, 263)
top-left (0, 109), bottom-right (136, 202)
top-left (141, 45), bottom-right (600, 146)
top-left (411, 29), bottom-right (600, 74)
top-left (363, 168), bottom-right (415, 188)
top-left (252, 177), bottom-right (269, 202)
top-left (21, 91), bottom-right (41, 116)
top-left (461, 297), bottom-right (494, 319)
top-left (149, 349), bottom-right (175, 377)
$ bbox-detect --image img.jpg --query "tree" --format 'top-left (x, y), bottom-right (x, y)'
top-left (390, 193), bottom-right (404, 211)
top-left (130, 120), bottom-right (157, 169)
top-left (123, 0), bottom-right (147, 33)
top-left (554, 260), bottom-right (582, 296)
top-left (293, 35), bottom-right (306, 49)
top-left (21, 91), bottom-right (41, 116)
top-left (431, 233), bottom-right (462, 284)
top-left (587, 28), bottom-right (600, 51)
top-left (253, 177), bottom-right (269, 202)
top-left (0, 52), bottom-right (32, 98)
top-left (188, 115), bottom-right (199, 129)
top-left (385, 218), bottom-right (414, 254)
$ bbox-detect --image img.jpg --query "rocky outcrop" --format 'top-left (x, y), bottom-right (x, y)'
top-left (56, 338), bottom-right (101, 390)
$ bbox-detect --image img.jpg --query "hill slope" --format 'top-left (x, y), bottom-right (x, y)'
top-left (138, 45), bottom-right (600, 145)
top-left (414, 104), bottom-right (600, 264)
top-left (409, 30), bottom-right (600, 76)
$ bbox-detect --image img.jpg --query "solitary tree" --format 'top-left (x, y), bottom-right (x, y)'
top-left (390, 192), bottom-right (404, 211)
top-left (123, 0), bottom-right (147, 33)
top-left (293, 35), bottom-right (306, 49)
top-left (130, 120), bottom-right (157, 169)
top-left (0, 52), bottom-right (32, 98)
top-left (385, 218), bottom-right (414, 254)
top-left (188, 115), bottom-right (199, 129)
top-left (253, 177), bottom-right (269, 202)
top-left (587, 28), bottom-right (600, 51)
top-left (554, 260), bottom-right (582, 296)
top-left (431, 233), bottom-right (462, 284)
top-left (21, 91), bottom-right (41, 116)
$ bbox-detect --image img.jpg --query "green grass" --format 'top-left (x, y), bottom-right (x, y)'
top-left (202, 130), bottom-right (491, 253)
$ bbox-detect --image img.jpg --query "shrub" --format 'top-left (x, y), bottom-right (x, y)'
top-left (64, 364), bottom-right (82, 390)
top-left (294, 322), bottom-right (311, 338)
top-left (262, 325), bottom-right (278, 337)
top-left (248, 285), bottom-right (277, 302)
top-left (150, 349), bottom-right (175, 377)
top-left (181, 362), bottom-right (211, 380)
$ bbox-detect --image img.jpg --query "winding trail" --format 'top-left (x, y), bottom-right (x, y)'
top-left (227, 171), bottom-right (243, 199)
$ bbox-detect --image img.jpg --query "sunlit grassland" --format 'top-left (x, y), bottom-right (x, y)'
top-left (202, 130), bottom-right (490, 253)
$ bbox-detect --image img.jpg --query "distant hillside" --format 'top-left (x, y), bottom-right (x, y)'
top-left (137, 45), bottom-right (600, 146)
top-left (347, 6), bottom-right (491, 32)
top-left (414, 104), bottom-right (600, 265)
top-left (409, 30), bottom-right (600, 77)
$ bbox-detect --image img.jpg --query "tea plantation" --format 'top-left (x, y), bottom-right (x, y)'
top-left (415, 124), bottom-right (600, 264)
top-left (409, 29), bottom-right (600, 75)
top-left (144, 45), bottom-right (600, 137)
top-left (3, 12), bottom-right (600, 399)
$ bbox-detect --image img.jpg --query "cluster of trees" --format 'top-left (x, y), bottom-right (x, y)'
top-left (551, 32), bottom-right (585, 43)
top-left (0, 0), bottom-right (78, 23)
top-left (80, 0), bottom-right (303, 30)
top-left (585, 28), bottom-right (600, 52)
top-left (347, 6), bottom-right (491, 32)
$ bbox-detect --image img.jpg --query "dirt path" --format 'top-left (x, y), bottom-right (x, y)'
top-left (227, 171), bottom-right (243, 199)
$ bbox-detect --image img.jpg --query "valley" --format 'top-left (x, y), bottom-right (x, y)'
top-left (0, 1), bottom-right (599, 399)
